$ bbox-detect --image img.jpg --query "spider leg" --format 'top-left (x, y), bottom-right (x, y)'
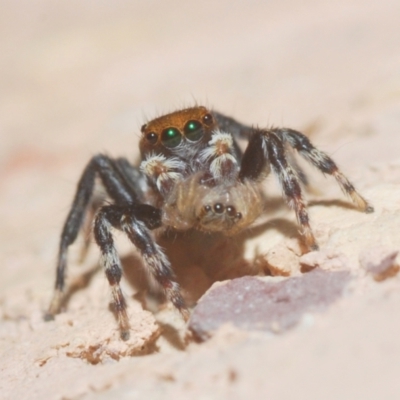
top-left (240, 130), bottom-right (318, 250)
top-left (78, 193), bottom-right (105, 263)
top-left (271, 128), bottom-right (374, 213)
top-left (239, 126), bottom-right (373, 249)
top-left (212, 111), bottom-right (309, 187)
top-left (46, 154), bottom-right (141, 319)
top-left (94, 204), bottom-right (188, 339)
top-left (212, 110), bottom-right (257, 161)
top-left (267, 132), bottom-right (319, 250)
top-left (213, 111), bottom-right (253, 140)
top-left (79, 158), bottom-right (148, 264)
top-left (285, 146), bottom-right (309, 187)
top-left (114, 156), bottom-right (151, 200)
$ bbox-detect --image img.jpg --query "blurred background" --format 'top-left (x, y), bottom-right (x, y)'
top-left (1, 0), bottom-right (400, 290)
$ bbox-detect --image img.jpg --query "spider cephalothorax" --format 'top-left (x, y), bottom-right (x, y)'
top-left (140, 107), bottom-right (263, 235)
top-left (46, 105), bottom-right (373, 340)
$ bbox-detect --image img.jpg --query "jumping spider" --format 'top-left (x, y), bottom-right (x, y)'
top-left (46, 106), bottom-right (373, 340)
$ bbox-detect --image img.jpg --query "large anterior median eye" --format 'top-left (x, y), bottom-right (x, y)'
top-left (161, 127), bottom-right (182, 148)
top-left (184, 120), bottom-right (204, 141)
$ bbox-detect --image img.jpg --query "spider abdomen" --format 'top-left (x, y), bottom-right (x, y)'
top-left (162, 174), bottom-right (264, 234)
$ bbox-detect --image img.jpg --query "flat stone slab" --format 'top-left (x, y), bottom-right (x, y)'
top-left (189, 269), bottom-right (352, 341)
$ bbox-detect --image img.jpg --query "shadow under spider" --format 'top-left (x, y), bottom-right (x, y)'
top-left (55, 263), bottom-right (101, 313)
top-left (242, 217), bottom-right (300, 241)
top-left (56, 213), bottom-right (304, 315)
top-left (308, 198), bottom-right (362, 211)
top-left (157, 321), bottom-right (188, 351)
top-left (53, 194), bottom-right (356, 349)
top-left (58, 192), bottom-right (354, 309)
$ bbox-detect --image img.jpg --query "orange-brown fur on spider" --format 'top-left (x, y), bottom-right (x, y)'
top-left (46, 106), bottom-right (373, 340)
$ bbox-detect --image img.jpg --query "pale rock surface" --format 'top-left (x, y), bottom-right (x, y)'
top-left (1, 1), bottom-right (400, 399)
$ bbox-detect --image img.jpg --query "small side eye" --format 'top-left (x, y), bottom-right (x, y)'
top-left (226, 206), bottom-right (236, 217)
top-left (202, 113), bottom-right (214, 126)
top-left (141, 124), bottom-right (147, 133)
top-left (145, 132), bottom-right (158, 144)
top-left (161, 127), bottom-right (182, 148)
top-left (184, 120), bottom-right (204, 141)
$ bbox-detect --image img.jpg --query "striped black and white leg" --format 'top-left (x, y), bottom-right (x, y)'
top-left (271, 128), bottom-right (374, 213)
top-left (239, 130), bottom-right (318, 250)
top-left (94, 204), bottom-right (188, 340)
top-left (46, 154), bottom-right (140, 320)
top-left (265, 132), bottom-right (319, 250)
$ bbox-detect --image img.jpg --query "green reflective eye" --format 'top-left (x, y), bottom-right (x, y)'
top-left (184, 120), bottom-right (203, 141)
top-left (161, 127), bottom-right (182, 148)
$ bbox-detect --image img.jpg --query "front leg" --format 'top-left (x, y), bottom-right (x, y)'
top-left (266, 132), bottom-right (319, 250)
top-left (240, 130), bottom-right (318, 250)
top-left (94, 204), bottom-right (188, 340)
top-left (214, 110), bottom-right (309, 185)
top-left (271, 127), bottom-right (374, 213)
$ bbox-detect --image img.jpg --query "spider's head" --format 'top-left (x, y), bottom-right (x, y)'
top-left (194, 180), bottom-right (264, 235)
top-left (139, 106), bottom-right (217, 159)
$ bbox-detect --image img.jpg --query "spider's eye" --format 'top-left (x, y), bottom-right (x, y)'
top-left (145, 132), bottom-right (158, 144)
top-left (214, 203), bottom-right (224, 214)
top-left (226, 205), bottom-right (236, 217)
top-left (161, 127), bottom-right (182, 148)
top-left (184, 120), bottom-right (203, 141)
top-left (202, 113), bottom-right (213, 126)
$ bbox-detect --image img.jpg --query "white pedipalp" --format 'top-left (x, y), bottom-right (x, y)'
top-left (199, 129), bottom-right (238, 180)
top-left (140, 153), bottom-right (185, 193)
top-left (199, 129), bottom-right (235, 161)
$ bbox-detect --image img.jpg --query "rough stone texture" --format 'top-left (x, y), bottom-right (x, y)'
top-left (264, 239), bottom-right (303, 276)
top-left (0, 275), bottom-right (160, 368)
top-left (189, 270), bottom-right (353, 340)
top-left (1, 0), bottom-right (400, 399)
top-left (300, 249), bottom-right (351, 271)
top-left (359, 246), bottom-right (399, 281)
